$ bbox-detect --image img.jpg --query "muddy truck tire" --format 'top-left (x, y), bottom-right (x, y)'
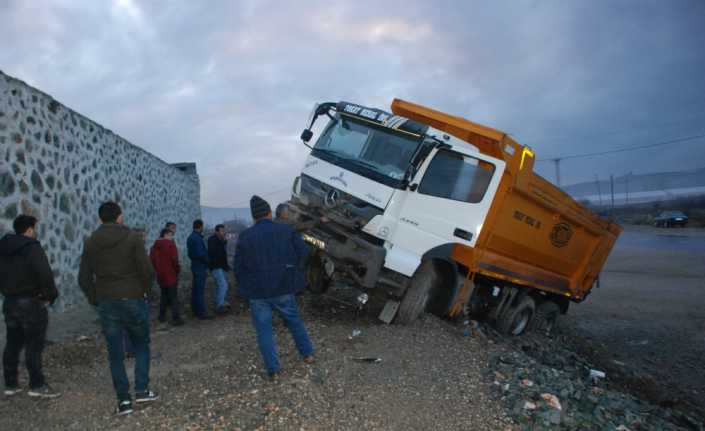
top-left (498, 296), bottom-right (535, 336)
top-left (528, 299), bottom-right (561, 335)
top-left (396, 261), bottom-right (440, 324)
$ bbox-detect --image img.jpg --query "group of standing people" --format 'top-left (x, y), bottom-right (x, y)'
top-left (186, 220), bottom-right (231, 320)
top-left (1, 195), bottom-right (315, 416)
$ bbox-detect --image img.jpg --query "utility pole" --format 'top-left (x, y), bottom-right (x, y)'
top-left (553, 158), bottom-right (562, 186)
top-left (625, 171), bottom-right (632, 204)
top-left (594, 174), bottom-right (603, 206)
top-left (610, 174), bottom-right (615, 211)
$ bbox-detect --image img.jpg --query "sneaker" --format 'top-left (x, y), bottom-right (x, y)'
top-left (28, 385), bottom-right (61, 399)
top-left (116, 400), bottom-right (133, 416)
top-left (303, 355), bottom-right (315, 364)
top-left (172, 318), bottom-right (185, 326)
top-left (197, 314), bottom-right (214, 320)
top-left (135, 390), bottom-right (160, 403)
top-left (215, 306), bottom-right (228, 316)
top-left (4, 386), bottom-right (22, 396)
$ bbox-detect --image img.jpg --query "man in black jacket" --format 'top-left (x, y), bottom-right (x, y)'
top-left (208, 224), bottom-right (231, 315)
top-left (0, 215), bottom-right (60, 398)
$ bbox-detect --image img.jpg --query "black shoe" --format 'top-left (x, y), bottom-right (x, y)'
top-left (135, 390), bottom-right (160, 403)
top-left (116, 400), bottom-right (133, 416)
top-left (158, 316), bottom-right (167, 323)
top-left (28, 384), bottom-right (61, 399)
top-left (197, 314), bottom-right (214, 320)
top-left (215, 306), bottom-right (228, 316)
top-left (172, 318), bottom-right (185, 326)
top-left (267, 372), bottom-right (280, 383)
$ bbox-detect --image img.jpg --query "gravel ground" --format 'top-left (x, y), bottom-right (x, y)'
top-left (0, 293), bottom-right (513, 430)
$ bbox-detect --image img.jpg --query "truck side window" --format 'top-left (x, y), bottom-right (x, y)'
top-left (417, 150), bottom-right (495, 203)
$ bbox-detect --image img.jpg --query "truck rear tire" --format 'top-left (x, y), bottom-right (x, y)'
top-left (498, 296), bottom-right (535, 336)
top-left (396, 261), bottom-right (439, 324)
top-left (528, 300), bottom-right (561, 335)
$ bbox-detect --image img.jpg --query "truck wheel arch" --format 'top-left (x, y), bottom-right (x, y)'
top-left (420, 244), bottom-right (466, 316)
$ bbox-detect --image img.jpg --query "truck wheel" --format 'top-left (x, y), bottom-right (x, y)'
top-left (396, 261), bottom-right (439, 324)
top-left (528, 300), bottom-right (561, 335)
top-left (498, 296), bottom-right (535, 336)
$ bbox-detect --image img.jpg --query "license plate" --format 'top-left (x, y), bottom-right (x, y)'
top-left (302, 233), bottom-right (326, 250)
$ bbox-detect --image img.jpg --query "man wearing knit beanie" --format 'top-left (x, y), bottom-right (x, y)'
top-left (250, 195), bottom-right (271, 220)
top-left (234, 196), bottom-right (314, 380)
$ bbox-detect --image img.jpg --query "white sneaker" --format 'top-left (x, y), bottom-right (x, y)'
top-left (4, 387), bottom-right (22, 396)
top-left (28, 385), bottom-right (61, 398)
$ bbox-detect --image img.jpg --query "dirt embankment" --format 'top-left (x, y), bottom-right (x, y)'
top-left (563, 225), bottom-right (705, 419)
top-left (0, 296), bottom-right (513, 430)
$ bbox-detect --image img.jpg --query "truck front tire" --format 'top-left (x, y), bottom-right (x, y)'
top-left (396, 261), bottom-right (440, 324)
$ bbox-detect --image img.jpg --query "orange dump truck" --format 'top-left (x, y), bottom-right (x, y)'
top-left (289, 99), bottom-right (622, 334)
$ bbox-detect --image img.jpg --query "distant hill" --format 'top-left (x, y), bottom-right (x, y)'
top-left (201, 206), bottom-right (251, 227)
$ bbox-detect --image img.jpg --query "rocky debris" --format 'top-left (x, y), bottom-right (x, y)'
top-left (484, 330), bottom-right (705, 430)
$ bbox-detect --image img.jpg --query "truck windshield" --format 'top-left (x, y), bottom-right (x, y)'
top-left (312, 116), bottom-right (422, 188)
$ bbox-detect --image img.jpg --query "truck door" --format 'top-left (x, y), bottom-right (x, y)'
top-left (383, 146), bottom-right (505, 275)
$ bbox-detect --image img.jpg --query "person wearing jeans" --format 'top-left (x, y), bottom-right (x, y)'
top-left (234, 195), bottom-right (314, 380)
top-left (0, 215), bottom-right (60, 398)
top-left (249, 294), bottom-right (314, 373)
top-left (97, 299), bottom-right (151, 403)
top-left (79, 201), bottom-right (158, 415)
top-left (208, 224), bottom-right (231, 314)
top-left (187, 220), bottom-right (210, 320)
top-left (2, 299), bottom-right (49, 393)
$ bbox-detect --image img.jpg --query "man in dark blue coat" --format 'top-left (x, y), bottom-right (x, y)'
top-left (187, 219), bottom-right (211, 320)
top-left (234, 196), bottom-right (313, 379)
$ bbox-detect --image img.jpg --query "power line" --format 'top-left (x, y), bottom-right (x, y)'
top-left (519, 110), bottom-right (705, 144)
top-left (536, 133), bottom-right (705, 162)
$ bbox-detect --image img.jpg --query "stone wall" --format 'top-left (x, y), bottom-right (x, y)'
top-left (0, 71), bottom-right (201, 310)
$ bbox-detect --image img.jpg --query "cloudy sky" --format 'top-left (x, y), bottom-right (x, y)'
top-left (2, 0), bottom-right (704, 207)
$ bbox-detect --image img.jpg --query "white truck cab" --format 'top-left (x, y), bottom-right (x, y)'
top-left (289, 101), bottom-right (505, 320)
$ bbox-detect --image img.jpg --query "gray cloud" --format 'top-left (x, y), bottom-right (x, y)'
top-left (2, 0), bottom-right (704, 205)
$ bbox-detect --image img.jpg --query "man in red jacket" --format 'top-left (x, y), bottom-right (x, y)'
top-left (150, 229), bottom-right (183, 326)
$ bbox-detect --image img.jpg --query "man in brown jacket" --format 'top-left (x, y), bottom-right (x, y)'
top-left (78, 201), bottom-right (158, 415)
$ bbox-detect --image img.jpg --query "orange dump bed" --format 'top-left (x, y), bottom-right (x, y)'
top-left (392, 99), bottom-right (622, 303)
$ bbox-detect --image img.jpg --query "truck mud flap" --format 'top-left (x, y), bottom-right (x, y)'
top-left (378, 300), bottom-right (400, 324)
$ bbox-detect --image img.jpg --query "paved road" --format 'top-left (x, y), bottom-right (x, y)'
top-left (617, 226), bottom-right (705, 254)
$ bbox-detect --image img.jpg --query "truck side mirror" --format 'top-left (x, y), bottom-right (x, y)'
top-left (301, 129), bottom-right (313, 143)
